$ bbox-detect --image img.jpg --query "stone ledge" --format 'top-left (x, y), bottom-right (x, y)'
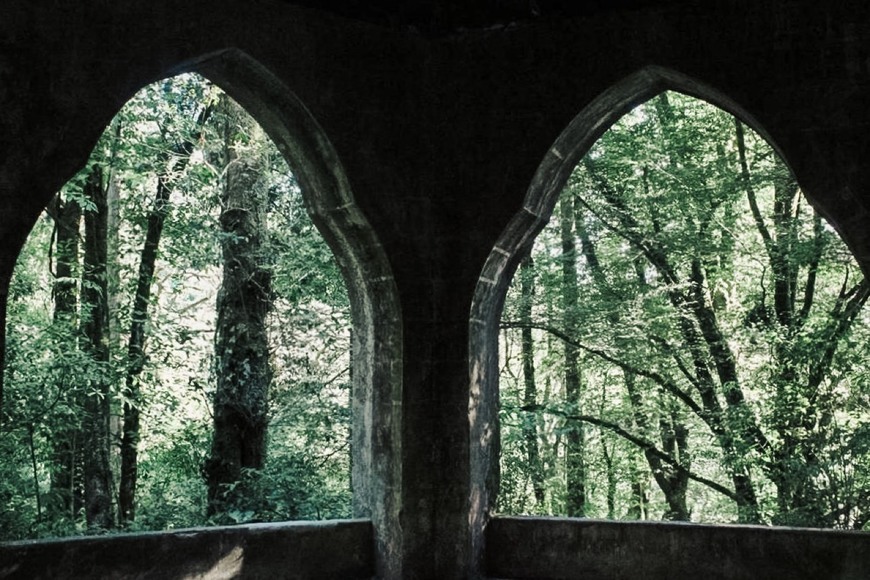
top-left (0, 519), bottom-right (373, 580)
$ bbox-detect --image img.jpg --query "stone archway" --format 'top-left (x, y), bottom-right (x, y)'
top-left (468, 63), bottom-right (809, 565)
top-left (1, 48), bottom-right (403, 579)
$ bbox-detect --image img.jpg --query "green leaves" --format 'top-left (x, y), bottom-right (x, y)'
top-left (2, 73), bottom-right (351, 539)
top-left (499, 91), bottom-right (870, 528)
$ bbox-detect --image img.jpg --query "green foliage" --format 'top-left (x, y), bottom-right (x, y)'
top-left (132, 421), bottom-right (210, 531)
top-left (499, 91), bottom-right (870, 529)
top-left (1, 73), bottom-right (351, 540)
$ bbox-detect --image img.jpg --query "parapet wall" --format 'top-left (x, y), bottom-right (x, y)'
top-left (0, 520), bottom-right (373, 580)
top-left (486, 516), bottom-right (870, 580)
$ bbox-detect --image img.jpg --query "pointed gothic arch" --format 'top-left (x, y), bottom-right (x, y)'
top-left (468, 65), bottom-right (801, 533)
top-left (3, 48), bottom-right (403, 576)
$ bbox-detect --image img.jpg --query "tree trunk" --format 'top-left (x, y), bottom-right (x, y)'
top-left (80, 165), bottom-right (115, 531)
top-left (624, 372), bottom-right (690, 520)
top-left (583, 153), bottom-right (762, 522)
top-left (626, 455), bottom-right (649, 520)
top-left (519, 255), bottom-right (545, 507)
top-left (117, 175), bottom-right (171, 526)
top-left (576, 203), bottom-right (692, 521)
top-left (118, 100), bottom-right (210, 526)
top-left (206, 98), bottom-right (272, 518)
top-left (48, 192), bottom-right (83, 521)
top-left (105, 178), bottom-right (123, 520)
top-left (559, 193), bottom-right (586, 517)
top-left (735, 120), bottom-right (870, 524)
top-left (601, 439), bottom-right (616, 519)
top-left (105, 119), bottom-right (123, 352)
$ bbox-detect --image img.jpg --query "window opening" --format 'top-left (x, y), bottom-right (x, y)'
top-left (0, 73), bottom-right (352, 539)
top-left (497, 91), bottom-right (870, 529)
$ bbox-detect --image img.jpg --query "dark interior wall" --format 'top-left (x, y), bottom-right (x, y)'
top-left (2, 2), bottom-right (870, 578)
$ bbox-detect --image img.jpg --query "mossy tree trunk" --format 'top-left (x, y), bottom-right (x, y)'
top-left (206, 98), bottom-right (272, 518)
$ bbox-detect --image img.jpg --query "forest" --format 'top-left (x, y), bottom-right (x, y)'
top-left (0, 75), bottom-right (867, 541)
top-left (498, 91), bottom-right (870, 529)
top-left (1, 75), bottom-right (351, 539)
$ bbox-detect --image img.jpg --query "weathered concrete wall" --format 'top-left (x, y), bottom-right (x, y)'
top-left (2, 1), bottom-right (870, 578)
top-left (486, 516), bottom-right (870, 580)
top-left (0, 520), bottom-right (373, 580)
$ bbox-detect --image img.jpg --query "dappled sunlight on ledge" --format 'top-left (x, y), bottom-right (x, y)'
top-left (185, 544), bottom-right (243, 580)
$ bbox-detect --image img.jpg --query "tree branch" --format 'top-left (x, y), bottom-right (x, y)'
top-left (797, 211), bottom-right (824, 325)
top-left (501, 320), bottom-right (704, 418)
top-left (581, 157), bottom-right (680, 286)
top-left (736, 119), bottom-right (776, 265)
top-left (512, 403), bottom-right (740, 502)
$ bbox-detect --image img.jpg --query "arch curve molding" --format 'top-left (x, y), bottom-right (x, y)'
top-left (193, 49), bottom-right (403, 577)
